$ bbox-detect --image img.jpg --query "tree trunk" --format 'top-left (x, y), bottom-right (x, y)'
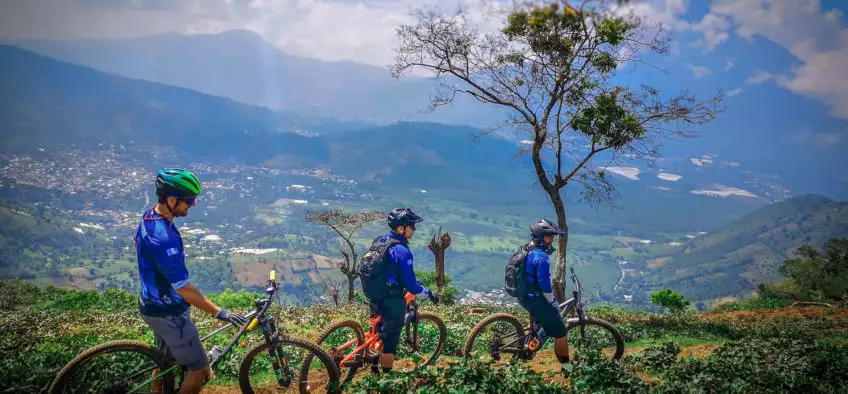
top-left (550, 190), bottom-right (569, 301)
top-left (346, 274), bottom-right (356, 304)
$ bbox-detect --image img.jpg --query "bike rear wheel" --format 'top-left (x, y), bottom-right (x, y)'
top-left (463, 313), bottom-right (526, 363)
top-left (48, 340), bottom-right (177, 394)
top-left (565, 317), bottom-right (625, 360)
top-left (239, 335), bottom-right (342, 394)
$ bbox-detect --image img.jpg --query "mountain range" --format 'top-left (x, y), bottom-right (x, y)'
top-left (2, 30), bottom-right (504, 127)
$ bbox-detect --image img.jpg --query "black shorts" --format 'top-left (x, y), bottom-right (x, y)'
top-left (518, 296), bottom-right (567, 338)
top-left (370, 296), bottom-right (405, 354)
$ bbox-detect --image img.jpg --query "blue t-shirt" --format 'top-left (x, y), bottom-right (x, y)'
top-left (382, 232), bottom-right (425, 295)
top-left (135, 209), bottom-right (191, 316)
top-left (523, 247), bottom-right (553, 298)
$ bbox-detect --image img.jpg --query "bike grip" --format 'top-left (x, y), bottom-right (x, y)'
top-left (270, 270), bottom-right (276, 281)
top-left (247, 317), bottom-right (259, 332)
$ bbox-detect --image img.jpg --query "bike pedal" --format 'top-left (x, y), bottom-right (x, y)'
top-left (343, 354), bottom-right (362, 367)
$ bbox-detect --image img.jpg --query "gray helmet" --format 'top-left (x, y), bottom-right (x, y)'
top-left (530, 219), bottom-right (565, 245)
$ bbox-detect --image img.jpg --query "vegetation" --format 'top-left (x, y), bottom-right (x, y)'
top-left (1, 280), bottom-right (845, 392)
top-left (651, 288), bottom-right (691, 314)
top-left (391, 0), bottom-right (724, 300)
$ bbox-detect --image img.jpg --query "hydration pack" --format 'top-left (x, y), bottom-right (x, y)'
top-left (358, 235), bottom-right (403, 301)
top-left (504, 243), bottom-right (534, 298)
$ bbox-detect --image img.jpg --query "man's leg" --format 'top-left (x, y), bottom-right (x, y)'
top-left (376, 296), bottom-right (405, 373)
top-left (528, 298), bottom-right (570, 366)
top-left (141, 311), bottom-right (211, 394)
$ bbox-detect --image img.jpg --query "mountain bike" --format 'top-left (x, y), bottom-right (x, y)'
top-left (303, 291), bottom-right (446, 387)
top-left (463, 267), bottom-right (624, 363)
top-left (48, 270), bottom-right (342, 394)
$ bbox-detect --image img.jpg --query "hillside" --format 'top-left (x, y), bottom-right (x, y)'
top-left (643, 194), bottom-right (848, 302)
top-left (4, 30), bottom-right (504, 126)
top-left (0, 44), bottom-right (331, 164)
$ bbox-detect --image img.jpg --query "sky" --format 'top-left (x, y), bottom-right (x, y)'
top-left (0, 0), bottom-right (846, 197)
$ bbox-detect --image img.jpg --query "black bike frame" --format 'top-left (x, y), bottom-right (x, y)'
top-left (490, 267), bottom-right (585, 356)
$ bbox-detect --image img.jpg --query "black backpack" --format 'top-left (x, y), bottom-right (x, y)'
top-left (504, 243), bottom-right (534, 298)
top-left (358, 235), bottom-right (403, 301)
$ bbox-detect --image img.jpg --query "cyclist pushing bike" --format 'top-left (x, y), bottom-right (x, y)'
top-left (358, 208), bottom-right (439, 375)
top-left (135, 168), bottom-right (248, 394)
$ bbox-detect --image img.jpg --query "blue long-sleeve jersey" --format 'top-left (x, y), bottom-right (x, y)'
top-left (382, 232), bottom-right (425, 295)
top-left (523, 247), bottom-right (553, 298)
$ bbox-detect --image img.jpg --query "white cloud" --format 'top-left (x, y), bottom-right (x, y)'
top-left (689, 12), bottom-right (731, 51)
top-left (745, 71), bottom-right (775, 84)
top-left (726, 88), bottom-right (742, 96)
top-left (724, 59), bottom-right (735, 71)
top-left (792, 128), bottom-right (844, 147)
top-left (695, 0), bottom-right (848, 120)
top-left (687, 64), bottom-right (712, 78)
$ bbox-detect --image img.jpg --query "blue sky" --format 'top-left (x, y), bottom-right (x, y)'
top-left (0, 0), bottom-right (846, 198)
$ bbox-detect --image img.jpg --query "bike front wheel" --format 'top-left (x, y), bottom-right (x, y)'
top-left (394, 311), bottom-right (446, 371)
top-left (48, 340), bottom-right (178, 394)
top-left (239, 335), bottom-right (342, 394)
top-left (565, 317), bottom-right (625, 360)
top-left (463, 313), bottom-right (526, 363)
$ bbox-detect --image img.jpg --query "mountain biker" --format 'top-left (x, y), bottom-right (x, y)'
top-left (135, 168), bottom-right (248, 394)
top-left (368, 208), bottom-right (438, 374)
top-left (518, 219), bottom-right (570, 371)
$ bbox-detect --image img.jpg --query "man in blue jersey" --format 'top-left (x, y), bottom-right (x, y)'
top-left (136, 168), bottom-right (247, 394)
top-left (366, 208), bottom-right (438, 374)
top-left (519, 219), bottom-right (570, 372)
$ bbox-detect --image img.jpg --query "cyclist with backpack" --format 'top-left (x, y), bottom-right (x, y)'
top-left (504, 219), bottom-right (570, 371)
top-left (358, 208), bottom-right (439, 374)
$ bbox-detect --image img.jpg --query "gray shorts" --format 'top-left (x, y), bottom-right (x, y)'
top-left (141, 311), bottom-right (208, 371)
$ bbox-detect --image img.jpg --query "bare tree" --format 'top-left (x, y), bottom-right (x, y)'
top-left (319, 272), bottom-right (346, 306)
top-left (427, 227), bottom-right (452, 292)
top-left (305, 208), bottom-right (383, 303)
top-left (391, 0), bottom-right (725, 300)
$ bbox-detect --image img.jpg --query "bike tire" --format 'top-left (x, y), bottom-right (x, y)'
top-left (239, 335), bottom-right (342, 394)
top-left (403, 311), bottom-right (446, 368)
top-left (462, 313), bottom-right (524, 359)
top-left (48, 340), bottom-right (176, 394)
top-left (311, 319), bottom-right (365, 385)
top-left (565, 316), bottom-right (625, 360)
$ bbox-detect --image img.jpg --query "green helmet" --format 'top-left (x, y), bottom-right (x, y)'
top-left (155, 168), bottom-right (202, 198)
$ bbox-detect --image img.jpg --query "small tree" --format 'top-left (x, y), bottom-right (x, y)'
top-left (651, 288), bottom-right (690, 314)
top-left (391, 1), bottom-right (724, 300)
top-left (776, 238), bottom-right (848, 302)
top-left (319, 273), bottom-right (346, 306)
top-left (427, 227), bottom-right (452, 292)
top-left (305, 208), bottom-right (383, 303)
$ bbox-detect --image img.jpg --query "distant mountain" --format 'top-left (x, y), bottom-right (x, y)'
top-left (4, 30), bottom-right (504, 127)
top-left (0, 45), bottom-right (330, 164)
top-left (642, 194), bottom-right (848, 302)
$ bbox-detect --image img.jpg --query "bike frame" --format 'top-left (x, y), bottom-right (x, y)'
top-left (334, 292), bottom-right (419, 367)
top-left (126, 271), bottom-right (293, 392)
top-left (490, 267), bottom-right (585, 358)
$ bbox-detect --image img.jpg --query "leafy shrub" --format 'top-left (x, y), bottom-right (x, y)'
top-left (414, 270), bottom-right (460, 305)
top-left (349, 357), bottom-right (568, 393)
top-left (0, 279), bottom-right (74, 310)
top-left (651, 288), bottom-right (690, 314)
top-left (625, 341), bottom-right (680, 373)
top-left (208, 288), bottom-right (264, 308)
top-left (568, 344), bottom-right (651, 393)
top-left (709, 296), bottom-right (788, 312)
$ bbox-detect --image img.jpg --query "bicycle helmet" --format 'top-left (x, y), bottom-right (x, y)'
top-left (155, 168), bottom-right (202, 198)
top-left (387, 208), bottom-right (423, 229)
top-left (530, 218), bottom-right (566, 245)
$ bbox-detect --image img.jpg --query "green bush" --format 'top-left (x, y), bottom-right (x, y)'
top-left (414, 270), bottom-right (460, 305)
top-left (0, 279), bottom-right (74, 310)
top-left (349, 357), bottom-right (568, 393)
top-left (651, 288), bottom-right (690, 314)
top-left (208, 288), bottom-right (263, 308)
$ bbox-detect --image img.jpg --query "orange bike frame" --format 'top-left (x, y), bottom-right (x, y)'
top-left (335, 292), bottom-right (417, 366)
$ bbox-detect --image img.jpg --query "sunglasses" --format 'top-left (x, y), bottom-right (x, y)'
top-left (171, 196), bottom-right (197, 207)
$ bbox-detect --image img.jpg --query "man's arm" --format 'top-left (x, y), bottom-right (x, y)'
top-left (536, 254), bottom-right (555, 303)
top-left (390, 247), bottom-right (426, 296)
top-left (175, 283), bottom-right (221, 315)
